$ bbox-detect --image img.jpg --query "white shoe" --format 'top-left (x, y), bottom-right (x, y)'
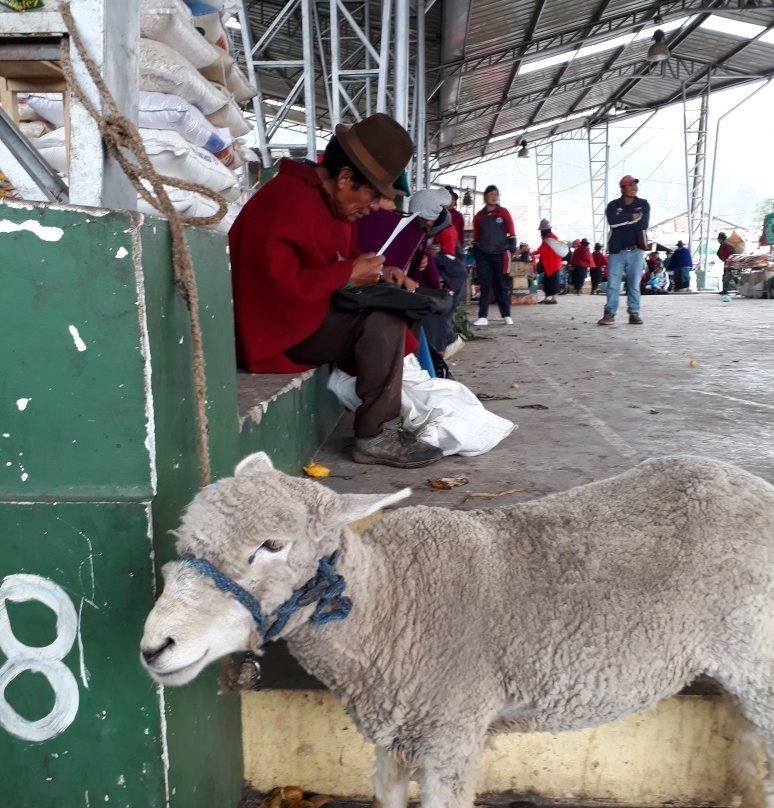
top-left (503, 316), bottom-right (513, 325)
top-left (444, 335), bottom-right (465, 359)
top-left (473, 317), bottom-right (488, 326)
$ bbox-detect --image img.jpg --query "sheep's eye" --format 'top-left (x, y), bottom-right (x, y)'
top-left (248, 540), bottom-right (284, 563)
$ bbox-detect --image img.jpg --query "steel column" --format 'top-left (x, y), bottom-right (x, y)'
top-left (377, 0), bottom-right (393, 113)
top-left (415, 0), bottom-right (427, 188)
top-left (536, 141), bottom-right (553, 227)
top-left (587, 124), bottom-right (609, 248)
top-left (394, 0), bottom-right (410, 126)
top-left (682, 81), bottom-right (710, 288)
top-left (329, 0), bottom-right (342, 125)
top-left (238, 0), bottom-right (271, 166)
top-left (301, 0), bottom-right (317, 159)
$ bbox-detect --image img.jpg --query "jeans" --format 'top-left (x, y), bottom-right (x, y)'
top-left (605, 249), bottom-right (644, 316)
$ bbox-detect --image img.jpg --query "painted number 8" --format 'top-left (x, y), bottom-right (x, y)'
top-left (0, 574), bottom-right (79, 742)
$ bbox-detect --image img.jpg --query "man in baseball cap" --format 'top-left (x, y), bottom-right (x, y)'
top-left (598, 175), bottom-right (650, 326)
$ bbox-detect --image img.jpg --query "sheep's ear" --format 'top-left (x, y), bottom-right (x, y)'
top-left (338, 489), bottom-right (411, 524)
top-left (235, 452), bottom-right (275, 476)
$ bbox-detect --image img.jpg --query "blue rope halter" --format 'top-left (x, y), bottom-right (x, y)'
top-left (179, 550), bottom-right (352, 643)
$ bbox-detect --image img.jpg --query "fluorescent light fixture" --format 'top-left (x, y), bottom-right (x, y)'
top-left (700, 14), bottom-right (765, 40)
top-left (519, 50), bottom-right (577, 75)
top-left (225, 16), bottom-right (241, 30)
top-left (576, 32), bottom-right (636, 59)
top-left (633, 17), bottom-right (688, 41)
top-left (519, 16), bottom-right (689, 76)
top-left (263, 98), bottom-right (307, 113)
top-left (487, 110), bottom-right (589, 146)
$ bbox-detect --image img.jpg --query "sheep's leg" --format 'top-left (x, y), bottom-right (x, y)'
top-left (416, 740), bottom-right (483, 808)
top-left (373, 745), bottom-right (410, 808)
top-left (726, 695), bottom-right (774, 808)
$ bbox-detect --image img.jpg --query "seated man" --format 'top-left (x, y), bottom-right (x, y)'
top-left (229, 113), bottom-right (442, 469)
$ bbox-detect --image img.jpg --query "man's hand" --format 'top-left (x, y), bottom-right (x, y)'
top-left (350, 252), bottom-right (386, 285)
top-left (383, 266), bottom-right (419, 292)
top-left (632, 211), bottom-right (642, 221)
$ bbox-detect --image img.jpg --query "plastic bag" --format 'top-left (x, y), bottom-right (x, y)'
top-left (327, 356), bottom-right (515, 456)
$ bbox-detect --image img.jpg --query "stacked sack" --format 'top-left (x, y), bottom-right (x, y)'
top-left (28, 0), bottom-right (258, 232)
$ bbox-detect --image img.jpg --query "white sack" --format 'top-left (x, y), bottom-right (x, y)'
top-left (140, 127), bottom-right (240, 200)
top-left (27, 90), bottom-right (230, 154)
top-left (200, 55), bottom-right (257, 103)
top-left (140, 0), bottom-right (222, 68)
top-left (140, 38), bottom-right (228, 115)
top-left (23, 93), bottom-right (65, 126)
top-left (206, 94), bottom-right (251, 137)
top-left (33, 126), bottom-right (241, 202)
top-left (327, 355), bottom-right (515, 457)
top-left (32, 128), bottom-right (67, 173)
top-left (137, 186), bottom-right (237, 232)
top-left (191, 8), bottom-right (231, 51)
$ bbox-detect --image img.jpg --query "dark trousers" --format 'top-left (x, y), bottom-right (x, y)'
top-left (436, 254), bottom-right (469, 348)
top-left (590, 267), bottom-right (603, 293)
top-left (475, 251), bottom-right (510, 317)
top-left (284, 307), bottom-right (406, 438)
top-left (570, 266), bottom-right (587, 292)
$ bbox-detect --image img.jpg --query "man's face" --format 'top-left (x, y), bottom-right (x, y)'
top-left (332, 169), bottom-right (381, 220)
top-left (621, 180), bottom-right (638, 196)
top-left (485, 190), bottom-right (499, 206)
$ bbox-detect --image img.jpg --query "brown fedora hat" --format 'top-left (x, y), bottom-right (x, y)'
top-left (335, 113), bottom-right (414, 200)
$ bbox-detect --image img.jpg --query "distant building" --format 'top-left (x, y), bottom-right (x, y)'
top-left (650, 212), bottom-right (749, 253)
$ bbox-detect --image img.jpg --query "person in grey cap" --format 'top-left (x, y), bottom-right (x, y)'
top-left (472, 185), bottom-right (517, 326)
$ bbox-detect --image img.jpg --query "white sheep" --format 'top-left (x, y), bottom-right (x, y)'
top-left (141, 452), bottom-right (774, 808)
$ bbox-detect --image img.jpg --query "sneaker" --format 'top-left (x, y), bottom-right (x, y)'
top-left (503, 316), bottom-right (513, 325)
top-left (597, 312), bottom-right (615, 326)
top-left (352, 425), bottom-right (443, 469)
top-left (473, 317), bottom-right (488, 326)
top-left (628, 312), bottom-right (643, 325)
top-left (444, 335), bottom-right (465, 359)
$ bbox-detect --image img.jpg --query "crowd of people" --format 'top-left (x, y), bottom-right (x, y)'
top-left (228, 112), bottom-right (726, 468)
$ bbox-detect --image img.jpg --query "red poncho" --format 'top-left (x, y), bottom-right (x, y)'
top-left (536, 232), bottom-right (563, 276)
top-left (229, 159), bottom-right (357, 373)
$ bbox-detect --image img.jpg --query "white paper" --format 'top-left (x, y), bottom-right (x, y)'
top-left (377, 213), bottom-right (419, 255)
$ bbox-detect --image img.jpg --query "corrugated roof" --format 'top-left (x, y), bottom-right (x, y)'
top-left (241, 0), bottom-right (774, 170)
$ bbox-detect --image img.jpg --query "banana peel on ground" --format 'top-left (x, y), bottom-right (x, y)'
top-left (303, 461), bottom-right (331, 478)
top-left (260, 786), bottom-right (333, 808)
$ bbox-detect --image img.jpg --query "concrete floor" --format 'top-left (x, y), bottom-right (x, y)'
top-left (315, 292), bottom-right (774, 505)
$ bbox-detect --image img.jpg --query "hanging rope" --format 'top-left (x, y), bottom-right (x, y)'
top-left (58, 1), bottom-right (232, 487)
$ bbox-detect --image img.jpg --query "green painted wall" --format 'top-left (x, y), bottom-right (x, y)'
top-left (239, 367), bottom-right (342, 475)
top-left (0, 203), bottom-right (243, 808)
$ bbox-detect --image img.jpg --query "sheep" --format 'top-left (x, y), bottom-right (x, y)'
top-left (141, 452), bottom-right (774, 808)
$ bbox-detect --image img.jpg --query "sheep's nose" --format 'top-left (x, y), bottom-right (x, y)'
top-left (142, 637), bottom-right (175, 665)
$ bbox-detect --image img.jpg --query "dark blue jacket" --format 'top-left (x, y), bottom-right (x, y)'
top-left (473, 205), bottom-right (516, 255)
top-left (606, 195), bottom-right (650, 254)
top-left (669, 246), bottom-right (692, 268)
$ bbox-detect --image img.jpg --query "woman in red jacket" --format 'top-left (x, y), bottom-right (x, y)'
top-left (591, 243), bottom-right (607, 294)
top-left (535, 219), bottom-right (563, 304)
top-left (569, 238), bottom-right (593, 295)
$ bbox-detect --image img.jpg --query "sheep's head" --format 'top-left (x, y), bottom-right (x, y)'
top-left (140, 452), bottom-right (410, 686)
